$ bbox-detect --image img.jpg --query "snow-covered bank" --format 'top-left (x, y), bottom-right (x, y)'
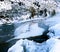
top-left (47, 23), bottom-right (60, 37)
top-left (8, 39), bottom-right (24, 52)
top-left (14, 23), bottom-right (45, 38)
top-left (43, 13), bottom-right (60, 37)
top-left (8, 36), bottom-right (60, 52)
top-left (8, 39), bottom-right (48, 52)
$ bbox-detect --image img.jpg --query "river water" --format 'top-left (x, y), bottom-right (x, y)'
top-left (0, 24), bottom-right (15, 52)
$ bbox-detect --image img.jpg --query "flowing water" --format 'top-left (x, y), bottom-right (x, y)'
top-left (0, 24), bottom-right (15, 52)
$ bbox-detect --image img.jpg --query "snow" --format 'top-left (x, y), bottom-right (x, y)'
top-left (45, 12), bottom-right (60, 37)
top-left (8, 39), bottom-right (24, 52)
top-left (14, 23), bottom-right (45, 39)
top-left (0, 20), bottom-right (3, 25)
top-left (47, 23), bottom-right (60, 37)
top-left (0, 18), bottom-right (13, 24)
top-left (20, 14), bottom-right (31, 20)
top-left (0, 1), bottom-right (12, 11)
top-left (50, 41), bottom-right (60, 52)
top-left (13, 17), bottom-right (44, 24)
top-left (46, 36), bottom-right (60, 52)
top-left (8, 39), bottom-right (48, 52)
top-left (45, 13), bottom-right (60, 27)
